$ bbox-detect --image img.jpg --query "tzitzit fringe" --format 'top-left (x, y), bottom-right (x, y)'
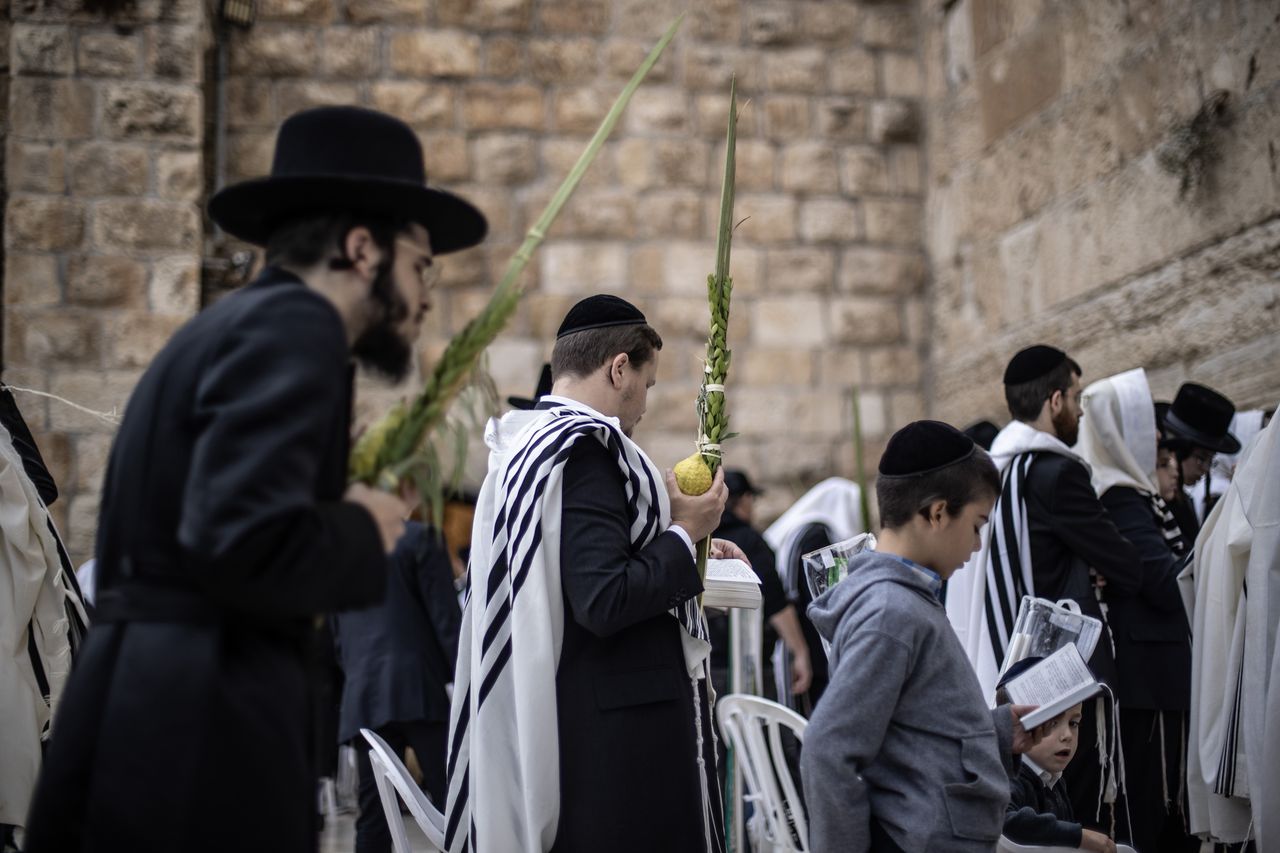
top-left (6, 385), bottom-right (121, 425)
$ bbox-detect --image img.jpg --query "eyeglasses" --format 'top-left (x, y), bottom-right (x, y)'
top-left (396, 239), bottom-right (441, 292)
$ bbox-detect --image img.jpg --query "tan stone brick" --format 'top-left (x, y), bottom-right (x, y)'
top-left (469, 134), bottom-right (536, 185)
top-left (92, 200), bottom-right (199, 251)
top-left (869, 99), bottom-right (919, 143)
top-left (625, 87), bottom-right (689, 135)
top-left (258, 0), bottom-right (333, 23)
top-left (616, 138), bottom-right (708, 189)
top-left (227, 131), bottom-right (275, 182)
top-left (887, 145), bottom-right (923, 194)
top-left (7, 195), bottom-right (84, 251)
top-left (107, 312), bottom-right (187, 369)
top-left (735, 194), bottom-right (796, 245)
top-left (887, 389), bottom-right (926, 427)
top-left (10, 78), bottom-right (94, 141)
top-left (864, 345), bottom-right (923, 387)
top-left (484, 36), bottom-right (525, 77)
top-left (800, 198), bottom-right (860, 244)
top-left (685, 47), bottom-right (761, 94)
top-left (746, 3), bottom-right (797, 46)
top-left (880, 51), bottom-right (922, 99)
top-left (689, 0), bottom-right (741, 45)
top-left (865, 198), bottom-right (922, 246)
top-left (796, 1), bottom-right (860, 46)
top-left (854, 388), bottom-right (889, 438)
top-left (780, 142), bottom-right (839, 193)
top-left (862, 5), bottom-right (917, 50)
top-left (148, 25), bottom-right (200, 80)
top-left (648, 240), bottom-right (709, 296)
top-left (4, 253), bottom-right (61, 307)
top-left (8, 308), bottom-right (101, 366)
top-left (552, 86), bottom-right (608, 135)
top-left (829, 48), bottom-right (877, 96)
top-left (540, 242), bottom-right (626, 294)
top-left (750, 296), bottom-right (826, 347)
top-left (369, 82), bottom-right (452, 129)
top-left (828, 296), bottom-right (903, 345)
top-left (837, 146), bottom-right (888, 195)
top-left (77, 30), bottom-right (141, 77)
top-left (734, 140), bottom-right (777, 192)
top-left (8, 141), bottom-right (66, 193)
top-left (694, 94), bottom-right (749, 140)
top-left (274, 80), bottom-right (362, 111)
top-left (524, 292), bottom-right (577, 338)
top-left (739, 347), bottom-right (815, 385)
top-left (66, 254), bottom-right (147, 307)
top-left (602, 38), bottom-right (674, 82)
top-left (528, 37), bottom-right (597, 82)
top-left (763, 96), bottom-right (810, 141)
top-left (653, 296), bottom-right (716, 342)
top-left (765, 47), bottom-right (825, 93)
top-left (537, 0), bottom-right (606, 33)
top-left (552, 189), bottom-right (636, 239)
top-left (225, 79), bottom-right (275, 128)
top-left (74, 433), bottom-right (115, 496)
top-left (419, 131), bottom-right (470, 182)
top-left (540, 137), bottom-right (614, 187)
top-left (462, 82), bottom-right (543, 131)
top-left (730, 387), bottom-right (845, 436)
top-left (816, 98), bottom-right (867, 142)
top-left (613, 0), bottom-right (681, 38)
top-left (68, 142), bottom-right (149, 196)
top-left (343, 0), bottom-right (425, 23)
top-left (102, 82), bottom-right (201, 142)
top-left (390, 30), bottom-right (481, 78)
top-left (636, 191), bottom-right (703, 239)
top-left (436, 0), bottom-right (532, 31)
top-left (156, 150), bottom-right (202, 201)
top-left (763, 247), bottom-right (836, 293)
top-left (229, 27), bottom-right (317, 76)
top-left (839, 247), bottom-right (924, 295)
top-left (13, 23), bottom-right (72, 74)
top-left (977, 25), bottom-right (1063, 143)
top-left (320, 27), bottom-right (379, 77)
top-left (150, 255), bottom-right (200, 316)
top-left (47, 370), bottom-right (140, 433)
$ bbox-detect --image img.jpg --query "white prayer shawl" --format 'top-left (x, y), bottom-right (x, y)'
top-left (1187, 408), bottom-right (1280, 848)
top-left (444, 399), bottom-right (712, 853)
top-left (1076, 368), bottom-right (1160, 498)
top-left (762, 477), bottom-right (864, 598)
top-left (1189, 409), bottom-right (1267, 522)
top-left (944, 420), bottom-right (1089, 700)
top-left (0, 422), bottom-right (75, 826)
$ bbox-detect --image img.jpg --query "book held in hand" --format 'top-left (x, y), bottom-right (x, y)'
top-left (1002, 643), bottom-right (1102, 729)
top-left (702, 558), bottom-right (762, 610)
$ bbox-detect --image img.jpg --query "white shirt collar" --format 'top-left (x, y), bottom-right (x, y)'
top-left (1022, 754), bottom-right (1062, 788)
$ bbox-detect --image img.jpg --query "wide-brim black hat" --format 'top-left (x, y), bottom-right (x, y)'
top-left (209, 106), bottom-right (487, 254)
top-left (508, 363), bottom-right (552, 411)
top-left (1163, 382), bottom-right (1241, 454)
top-left (724, 470), bottom-right (763, 497)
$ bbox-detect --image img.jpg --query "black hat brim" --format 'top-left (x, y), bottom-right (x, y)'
top-left (208, 174), bottom-right (487, 254)
top-left (1163, 411), bottom-right (1242, 454)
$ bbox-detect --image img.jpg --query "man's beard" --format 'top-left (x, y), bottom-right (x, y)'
top-left (1052, 405), bottom-right (1079, 447)
top-left (352, 263), bottom-right (413, 382)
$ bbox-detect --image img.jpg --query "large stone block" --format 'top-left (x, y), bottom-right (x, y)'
top-left (750, 296), bottom-right (827, 347)
top-left (107, 312), bottom-right (187, 368)
top-left (343, 0), bottom-right (425, 23)
top-left (150, 255), bottom-right (200, 316)
top-left (229, 27), bottom-right (318, 77)
top-left (539, 242), bottom-right (626, 294)
top-left (734, 194), bottom-right (797, 245)
top-left (625, 87), bottom-right (689, 135)
top-left (553, 85), bottom-right (609, 135)
top-left (689, 0), bottom-right (742, 45)
top-left (636, 191), bottom-right (704, 239)
top-left (69, 142), bottom-right (149, 195)
top-left (799, 198), bottom-right (860, 244)
top-left (538, 0), bottom-right (608, 34)
top-left (92, 199), bottom-right (199, 251)
top-left (66, 254), bottom-right (148, 307)
top-left (977, 25), bottom-right (1063, 143)
top-left (6, 195), bottom-right (84, 251)
top-left (47, 369), bottom-right (141, 433)
top-left (838, 146), bottom-right (889, 195)
top-left (828, 296), bottom-right (903, 345)
top-left (602, 38), bottom-right (675, 82)
top-left (156, 150), bottom-right (202, 201)
top-left (13, 23), bottom-right (72, 74)
top-left (815, 98), bottom-right (868, 142)
top-left (862, 4), bottom-right (918, 50)
top-left (829, 48), bottom-right (877, 96)
top-left (461, 82), bottom-right (544, 130)
top-left (4, 252), bottom-right (61, 307)
top-left (734, 140), bottom-right (777, 192)
top-left (765, 47), bottom-right (826, 93)
top-left (869, 99), bottom-right (919, 143)
top-left (148, 25), bottom-right (201, 80)
top-left (839, 247), bottom-right (925, 295)
top-left (729, 387), bottom-right (846, 436)
top-left (390, 31), bottom-right (482, 78)
top-left (77, 30), bottom-right (141, 77)
top-left (258, 0), bottom-right (334, 23)
top-left (738, 347), bottom-right (815, 385)
top-left (371, 82), bottom-right (453, 128)
top-left (484, 36), bottom-right (526, 77)
top-left (880, 51), bottom-right (922, 98)
top-left (763, 96), bottom-right (810, 140)
top-left (682, 46), bottom-right (759, 93)
top-left (863, 345), bottom-right (923, 387)
top-left (763, 247), bottom-right (836, 293)
top-left (102, 82), bottom-right (201, 141)
top-left (274, 80), bottom-right (362, 111)
top-left (7, 141), bottom-right (66, 193)
top-left (470, 134), bottom-right (537, 185)
top-left (320, 27), bottom-right (380, 77)
top-left (796, 1), bottom-right (860, 47)
top-left (552, 189), bottom-right (636, 239)
top-left (887, 145), bottom-right (923, 195)
top-left (225, 78), bottom-right (275, 128)
top-left (746, 3), bottom-right (796, 46)
top-left (780, 141), bottom-right (839, 193)
top-left (864, 198), bottom-right (922, 246)
top-left (9, 78), bottom-right (94, 140)
top-left (528, 37), bottom-right (597, 82)
top-left (7, 308), bottom-right (101, 367)
top-left (540, 137), bottom-right (614, 187)
top-left (616, 138), bottom-right (708, 189)
top-left (436, 0), bottom-right (532, 31)
top-left (524, 292), bottom-right (578, 338)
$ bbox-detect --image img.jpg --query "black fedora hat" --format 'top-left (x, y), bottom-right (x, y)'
top-left (1163, 383), bottom-right (1241, 454)
top-left (209, 106), bottom-right (487, 254)
top-left (508, 363), bottom-right (552, 411)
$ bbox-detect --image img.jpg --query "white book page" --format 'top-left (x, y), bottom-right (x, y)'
top-left (1004, 643), bottom-right (1097, 728)
top-left (705, 558), bottom-right (760, 586)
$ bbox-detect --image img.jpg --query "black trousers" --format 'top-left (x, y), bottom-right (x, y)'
top-left (1116, 708), bottom-right (1199, 853)
top-left (353, 720), bottom-right (448, 853)
top-left (1063, 696), bottom-right (1111, 831)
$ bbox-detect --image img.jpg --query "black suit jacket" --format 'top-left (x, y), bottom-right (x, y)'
top-left (551, 436), bottom-right (722, 853)
top-left (1023, 453), bottom-right (1142, 686)
top-left (334, 521), bottom-right (461, 743)
top-left (1098, 486), bottom-right (1191, 711)
top-left (25, 268), bottom-right (387, 853)
top-left (1004, 762), bottom-right (1083, 847)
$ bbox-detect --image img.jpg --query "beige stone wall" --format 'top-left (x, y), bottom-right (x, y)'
top-left (3, 0), bottom-right (205, 560)
top-left (221, 0), bottom-right (929, 519)
top-left (921, 0), bottom-right (1280, 429)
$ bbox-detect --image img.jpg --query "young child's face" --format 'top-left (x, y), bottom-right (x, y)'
top-left (931, 495), bottom-right (995, 578)
top-left (1026, 703), bottom-right (1083, 775)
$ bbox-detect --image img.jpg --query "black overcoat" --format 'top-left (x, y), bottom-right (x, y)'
top-left (550, 436), bottom-right (725, 853)
top-left (24, 268), bottom-right (387, 853)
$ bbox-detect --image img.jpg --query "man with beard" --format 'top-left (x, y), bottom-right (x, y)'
top-left (945, 345), bottom-right (1141, 838)
top-left (23, 106), bottom-right (486, 853)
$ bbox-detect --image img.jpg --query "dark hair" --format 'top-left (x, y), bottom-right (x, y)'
top-left (875, 450), bottom-right (1001, 529)
top-left (263, 212), bottom-right (406, 271)
top-left (1004, 357), bottom-right (1082, 422)
top-left (550, 324), bottom-right (664, 380)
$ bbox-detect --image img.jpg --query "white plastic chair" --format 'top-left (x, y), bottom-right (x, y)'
top-left (715, 694), bottom-right (810, 853)
top-left (998, 837), bottom-right (1137, 852)
top-left (360, 727), bottom-right (447, 853)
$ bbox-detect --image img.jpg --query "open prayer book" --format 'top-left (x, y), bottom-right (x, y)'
top-left (1001, 643), bottom-right (1101, 729)
top-left (702, 559), bottom-right (762, 610)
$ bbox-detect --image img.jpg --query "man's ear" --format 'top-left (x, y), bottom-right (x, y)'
top-left (606, 352), bottom-right (629, 389)
top-left (1045, 388), bottom-right (1064, 418)
top-left (342, 225), bottom-right (383, 283)
top-left (926, 499), bottom-right (948, 528)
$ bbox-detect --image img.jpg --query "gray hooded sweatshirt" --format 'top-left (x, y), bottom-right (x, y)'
top-left (801, 550), bottom-right (1017, 852)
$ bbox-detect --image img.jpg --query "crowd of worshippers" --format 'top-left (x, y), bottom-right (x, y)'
top-left (3, 103), bottom-right (1278, 853)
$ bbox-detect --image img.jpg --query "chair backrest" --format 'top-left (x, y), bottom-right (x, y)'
top-left (715, 694), bottom-right (811, 853)
top-left (360, 727), bottom-right (447, 853)
top-left (998, 836), bottom-right (1138, 853)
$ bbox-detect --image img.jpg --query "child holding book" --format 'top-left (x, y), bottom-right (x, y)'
top-left (800, 420), bottom-right (1044, 852)
top-left (997, 660), bottom-right (1118, 852)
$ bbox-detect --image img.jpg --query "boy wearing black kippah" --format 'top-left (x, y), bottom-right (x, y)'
top-left (801, 420), bottom-right (1046, 852)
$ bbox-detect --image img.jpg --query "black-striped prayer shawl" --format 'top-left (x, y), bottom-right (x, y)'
top-left (444, 404), bottom-right (714, 853)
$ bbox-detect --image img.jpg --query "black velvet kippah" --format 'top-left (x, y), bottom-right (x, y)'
top-left (1003, 345), bottom-right (1068, 385)
top-left (556, 294), bottom-right (647, 339)
top-left (878, 420), bottom-right (977, 478)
